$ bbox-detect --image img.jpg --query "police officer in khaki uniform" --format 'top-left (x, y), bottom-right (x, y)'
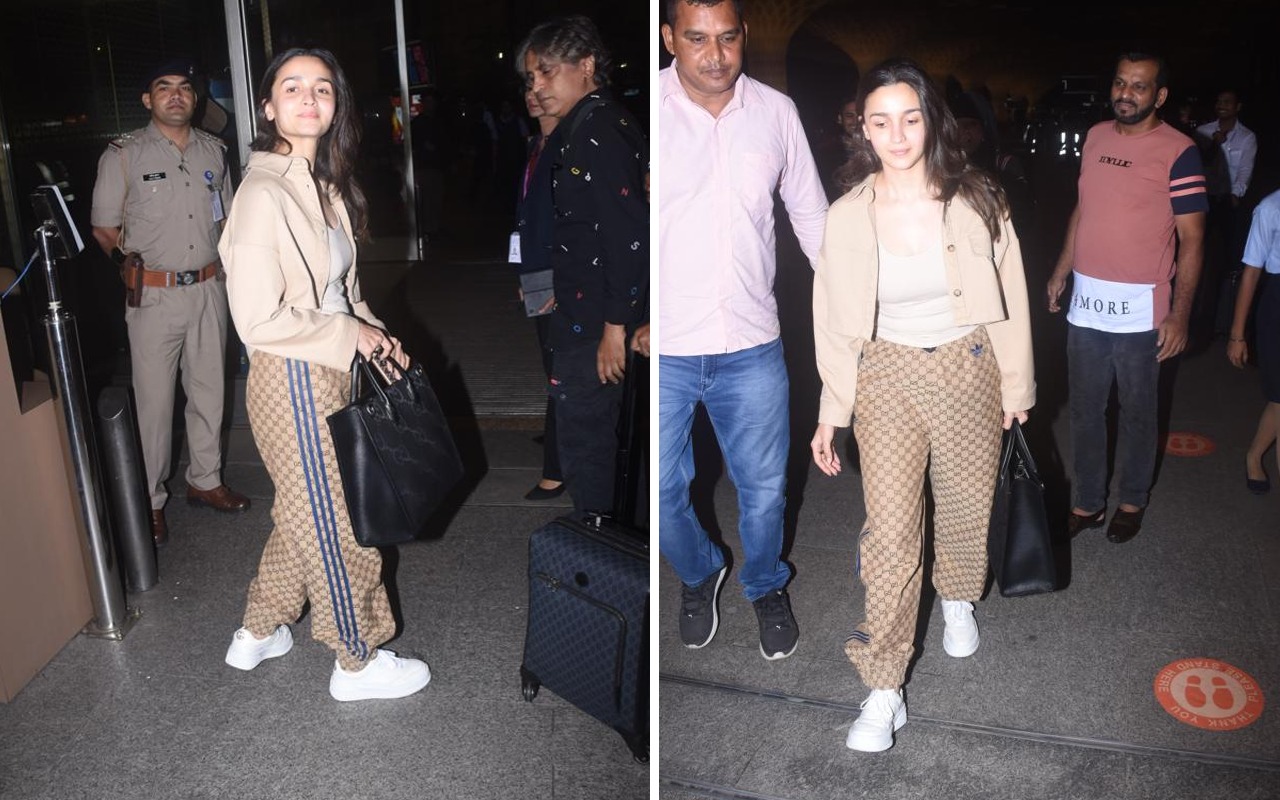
top-left (91, 58), bottom-right (249, 546)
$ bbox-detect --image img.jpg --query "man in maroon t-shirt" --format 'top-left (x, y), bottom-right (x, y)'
top-left (1046, 52), bottom-right (1208, 545)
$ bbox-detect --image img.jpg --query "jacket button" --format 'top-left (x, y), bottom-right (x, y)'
top-left (946, 244), bottom-right (955, 252)
top-left (953, 289), bottom-right (962, 296)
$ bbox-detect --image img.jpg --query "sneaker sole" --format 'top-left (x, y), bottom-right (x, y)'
top-left (845, 706), bottom-right (907, 752)
top-left (682, 566), bottom-right (727, 649)
top-left (943, 634), bottom-right (979, 658)
top-left (329, 669), bottom-right (431, 702)
top-left (224, 629), bottom-right (293, 671)
top-left (759, 640), bottom-right (798, 661)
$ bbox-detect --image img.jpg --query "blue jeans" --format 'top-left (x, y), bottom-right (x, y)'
top-left (1067, 324), bottom-right (1160, 512)
top-left (658, 338), bottom-right (791, 601)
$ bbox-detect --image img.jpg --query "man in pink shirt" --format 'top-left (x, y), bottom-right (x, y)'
top-left (1046, 52), bottom-right (1207, 545)
top-left (658, 0), bottom-right (828, 660)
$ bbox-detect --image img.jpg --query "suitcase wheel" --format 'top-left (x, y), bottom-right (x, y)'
top-left (520, 666), bottom-right (540, 702)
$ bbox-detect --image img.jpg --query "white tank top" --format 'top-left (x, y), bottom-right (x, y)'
top-left (320, 223), bottom-right (354, 315)
top-left (875, 235), bottom-right (975, 347)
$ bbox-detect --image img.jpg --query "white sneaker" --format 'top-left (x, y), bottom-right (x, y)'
top-left (941, 599), bottom-right (979, 658)
top-left (225, 625), bottom-right (293, 670)
top-left (329, 649), bottom-right (431, 702)
top-left (845, 688), bottom-right (906, 752)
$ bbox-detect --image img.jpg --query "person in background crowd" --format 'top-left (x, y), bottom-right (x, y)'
top-left (811, 57), bottom-right (1033, 753)
top-left (90, 57), bottom-right (250, 548)
top-left (1046, 51), bottom-right (1207, 544)
top-left (511, 77), bottom-right (565, 501)
top-left (658, 0), bottom-right (827, 661)
top-left (218, 47), bottom-right (431, 702)
top-left (950, 89), bottom-right (1034, 240)
top-left (1194, 88), bottom-right (1258, 339)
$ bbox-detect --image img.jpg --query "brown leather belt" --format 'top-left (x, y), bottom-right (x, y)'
top-left (138, 260), bottom-right (220, 288)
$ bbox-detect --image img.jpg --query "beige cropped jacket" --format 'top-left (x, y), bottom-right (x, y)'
top-left (814, 175), bottom-right (1036, 428)
top-left (219, 151), bottom-right (384, 372)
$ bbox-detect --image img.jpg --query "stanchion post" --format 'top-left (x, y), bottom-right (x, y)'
top-left (35, 219), bottom-right (139, 639)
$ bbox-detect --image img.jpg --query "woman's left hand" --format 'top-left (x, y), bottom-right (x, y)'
top-left (810, 424), bottom-right (842, 476)
top-left (1002, 410), bottom-right (1029, 430)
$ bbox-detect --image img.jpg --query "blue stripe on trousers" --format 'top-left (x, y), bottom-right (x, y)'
top-left (287, 359), bottom-right (367, 660)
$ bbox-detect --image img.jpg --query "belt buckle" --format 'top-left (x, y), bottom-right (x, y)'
top-left (175, 271), bottom-right (196, 286)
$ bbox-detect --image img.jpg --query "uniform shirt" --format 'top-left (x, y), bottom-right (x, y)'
top-left (658, 64), bottom-right (828, 357)
top-left (1195, 118), bottom-right (1257, 198)
top-left (1069, 120), bottom-right (1208, 332)
top-left (548, 91), bottom-right (648, 344)
top-left (1242, 188), bottom-right (1280, 275)
top-left (91, 122), bottom-right (232, 271)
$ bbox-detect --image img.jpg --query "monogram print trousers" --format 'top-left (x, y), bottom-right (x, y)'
top-left (241, 351), bottom-right (395, 671)
top-left (846, 327), bottom-right (1002, 689)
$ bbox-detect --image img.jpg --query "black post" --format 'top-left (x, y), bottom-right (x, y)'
top-left (97, 386), bottom-right (157, 592)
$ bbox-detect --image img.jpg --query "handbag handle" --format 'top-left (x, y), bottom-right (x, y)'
top-left (1002, 418), bottom-right (1042, 485)
top-left (349, 354), bottom-right (396, 418)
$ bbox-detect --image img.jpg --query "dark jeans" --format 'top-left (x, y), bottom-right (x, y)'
top-left (1067, 324), bottom-right (1160, 512)
top-left (551, 338), bottom-right (622, 514)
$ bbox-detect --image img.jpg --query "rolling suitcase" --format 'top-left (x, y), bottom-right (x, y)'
top-left (520, 346), bottom-right (649, 762)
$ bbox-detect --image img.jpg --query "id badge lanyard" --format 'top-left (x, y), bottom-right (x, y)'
top-left (206, 170), bottom-right (226, 222)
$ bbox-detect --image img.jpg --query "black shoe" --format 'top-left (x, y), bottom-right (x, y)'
top-left (524, 482), bottom-right (566, 500)
top-left (679, 566), bottom-right (727, 648)
top-left (1246, 465), bottom-right (1271, 495)
top-left (1066, 509), bottom-right (1106, 539)
top-left (1106, 507), bottom-right (1145, 544)
top-left (752, 588), bottom-right (799, 660)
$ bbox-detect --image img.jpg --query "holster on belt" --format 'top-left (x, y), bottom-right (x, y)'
top-left (120, 254), bottom-right (146, 308)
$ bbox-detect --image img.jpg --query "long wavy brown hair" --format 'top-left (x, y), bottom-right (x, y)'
top-left (834, 58), bottom-right (1009, 241)
top-left (250, 47), bottom-right (369, 241)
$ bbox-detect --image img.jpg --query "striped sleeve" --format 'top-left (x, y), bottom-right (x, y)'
top-left (1169, 145), bottom-right (1209, 215)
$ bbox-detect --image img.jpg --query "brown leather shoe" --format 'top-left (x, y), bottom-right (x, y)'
top-left (186, 484), bottom-right (251, 513)
top-left (151, 509), bottom-right (169, 548)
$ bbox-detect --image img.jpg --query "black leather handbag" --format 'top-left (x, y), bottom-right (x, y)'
top-left (987, 419), bottom-right (1056, 597)
top-left (327, 355), bottom-right (464, 547)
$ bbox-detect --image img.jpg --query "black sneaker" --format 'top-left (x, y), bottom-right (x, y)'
top-left (753, 588), bottom-right (799, 660)
top-left (678, 566), bottom-right (727, 648)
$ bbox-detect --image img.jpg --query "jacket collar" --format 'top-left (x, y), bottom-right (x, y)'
top-left (247, 150), bottom-right (313, 178)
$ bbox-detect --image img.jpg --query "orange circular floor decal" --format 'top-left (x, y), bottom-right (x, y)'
top-left (1164, 432), bottom-right (1215, 457)
top-left (1154, 658), bottom-right (1264, 730)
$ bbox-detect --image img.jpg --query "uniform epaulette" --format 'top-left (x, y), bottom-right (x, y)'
top-left (193, 128), bottom-right (228, 150)
top-left (107, 132), bottom-right (135, 150)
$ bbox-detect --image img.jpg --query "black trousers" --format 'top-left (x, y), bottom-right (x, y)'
top-left (534, 313), bottom-right (562, 482)
top-left (550, 337), bottom-right (622, 515)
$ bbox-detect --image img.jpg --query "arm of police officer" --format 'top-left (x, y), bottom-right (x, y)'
top-left (1157, 210), bottom-right (1206, 361)
top-left (91, 226), bottom-right (144, 277)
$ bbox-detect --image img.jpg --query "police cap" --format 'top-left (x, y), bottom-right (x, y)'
top-left (142, 58), bottom-right (199, 94)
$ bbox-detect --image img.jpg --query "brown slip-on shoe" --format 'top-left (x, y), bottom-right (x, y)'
top-left (186, 484), bottom-right (251, 513)
top-left (1106, 507), bottom-right (1145, 544)
top-left (1066, 509), bottom-right (1106, 539)
top-left (151, 509), bottom-right (169, 548)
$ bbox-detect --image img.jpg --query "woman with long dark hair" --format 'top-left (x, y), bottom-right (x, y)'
top-left (811, 58), bottom-right (1035, 751)
top-left (218, 47), bottom-right (431, 701)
